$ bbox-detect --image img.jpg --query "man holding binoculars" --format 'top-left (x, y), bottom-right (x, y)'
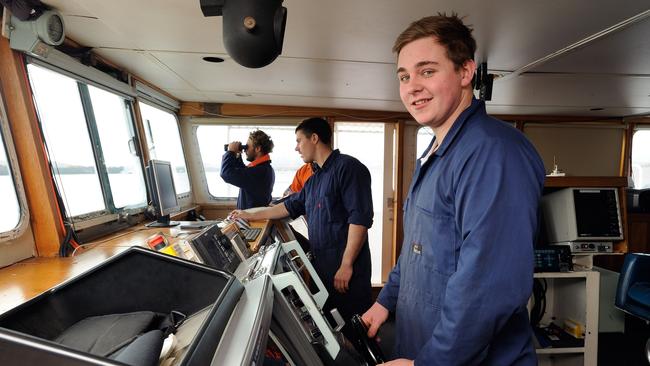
top-left (220, 129), bottom-right (275, 209)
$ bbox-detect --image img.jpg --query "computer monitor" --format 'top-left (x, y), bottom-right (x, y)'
top-left (541, 187), bottom-right (623, 248)
top-left (145, 160), bottom-right (180, 227)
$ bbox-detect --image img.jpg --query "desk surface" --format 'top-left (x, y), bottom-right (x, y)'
top-left (0, 220), bottom-right (271, 315)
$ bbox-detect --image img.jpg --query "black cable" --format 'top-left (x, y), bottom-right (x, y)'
top-left (40, 150), bottom-right (82, 257)
top-left (50, 170), bottom-right (71, 257)
top-left (530, 278), bottom-right (547, 327)
top-left (54, 189), bottom-right (80, 257)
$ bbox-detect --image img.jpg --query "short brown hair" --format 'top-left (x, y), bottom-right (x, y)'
top-left (393, 13), bottom-right (476, 70)
top-left (249, 130), bottom-right (274, 154)
top-left (295, 117), bottom-right (332, 145)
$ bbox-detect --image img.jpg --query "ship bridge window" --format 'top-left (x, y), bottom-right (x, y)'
top-left (195, 124), bottom-right (304, 199)
top-left (140, 102), bottom-right (190, 195)
top-left (334, 122), bottom-right (391, 284)
top-left (27, 64), bottom-right (146, 222)
top-left (0, 90), bottom-right (32, 263)
top-left (632, 129), bottom-right (650, 189)
top-left (0, 120), bottom-right (20, 233)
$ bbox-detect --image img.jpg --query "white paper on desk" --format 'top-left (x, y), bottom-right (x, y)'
top-left (288, 215), bottom-right (309, 240)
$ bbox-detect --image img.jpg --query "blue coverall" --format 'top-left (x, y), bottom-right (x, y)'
top-left (377, 99), bottom-right (545, 365)
top-left (285, 150), bottom-right (374, 330)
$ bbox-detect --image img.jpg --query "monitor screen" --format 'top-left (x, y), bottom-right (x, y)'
top-left (573, 189), bottom-right (621, 238)
top-left (146, 160), bottom-right (180, 227)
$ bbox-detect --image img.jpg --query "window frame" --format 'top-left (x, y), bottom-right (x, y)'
top-left (26, 61), bottom-right (147, 229)
top-left (0, 92), bottom-right (30, 242)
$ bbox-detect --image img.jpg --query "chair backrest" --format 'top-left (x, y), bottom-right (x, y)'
top-left (615, 253), bottom-right (650, 321)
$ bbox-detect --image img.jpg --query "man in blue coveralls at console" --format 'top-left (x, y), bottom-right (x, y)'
top-left (361, 14), bottom-right (545, 366)
top-left (221, 129), bottom-right (275, 209)
top-left (230, 117), bottom-right (374, 338)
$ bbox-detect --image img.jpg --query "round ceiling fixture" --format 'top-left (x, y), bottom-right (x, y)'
top-left (35, 10), bottom-right (65, 45)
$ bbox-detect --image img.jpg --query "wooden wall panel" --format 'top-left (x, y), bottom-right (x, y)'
top-left (180, 101), bottom-right (411, 121)
top-left (0, 39), bottom-right (64, 256)
top-left (524, 124), bottom-right (625, 176)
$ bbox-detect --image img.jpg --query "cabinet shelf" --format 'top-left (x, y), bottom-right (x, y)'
top-left (534, 271), bottom-right (590, 279)
top-left (530, 271), bottom-right (599, 366)
top-left (536, 347), bottom-right (585, 354)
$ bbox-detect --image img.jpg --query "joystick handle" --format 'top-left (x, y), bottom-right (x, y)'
top-left (350, 314), bottom-right (386, 365)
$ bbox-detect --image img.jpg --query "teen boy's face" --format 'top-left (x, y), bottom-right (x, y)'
top-left (397, 37), bottom-right (474, 129)
top-left (295, 130), bottom-right (315, 163)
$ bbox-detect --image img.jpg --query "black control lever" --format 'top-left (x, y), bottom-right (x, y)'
top-left (350, 314), bottom-right (386, 366)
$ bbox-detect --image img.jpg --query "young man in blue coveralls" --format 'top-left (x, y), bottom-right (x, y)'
top-left (231, 117), bottom-right (374, 338)
top-left (361, 14), bottom-right (545, 366)
top-left (221, 129), bottom-right (275, 209)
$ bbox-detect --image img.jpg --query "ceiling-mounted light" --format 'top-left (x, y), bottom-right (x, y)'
top-left (7, 9), bottom-right (65, 57)
top-left (200, 0), bottom-right (287, 68)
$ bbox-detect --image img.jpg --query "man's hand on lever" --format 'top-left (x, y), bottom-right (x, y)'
top-left (361, 302), bottom-right (389, 338)
top-left (362, 304), bottom-right (413, 366)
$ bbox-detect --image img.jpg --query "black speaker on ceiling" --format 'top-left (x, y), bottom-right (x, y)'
top-left (200, 0), bottom-right (287, 68)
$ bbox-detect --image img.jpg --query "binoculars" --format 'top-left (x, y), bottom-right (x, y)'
top-left (223, 143), bottom-right (248, 152)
